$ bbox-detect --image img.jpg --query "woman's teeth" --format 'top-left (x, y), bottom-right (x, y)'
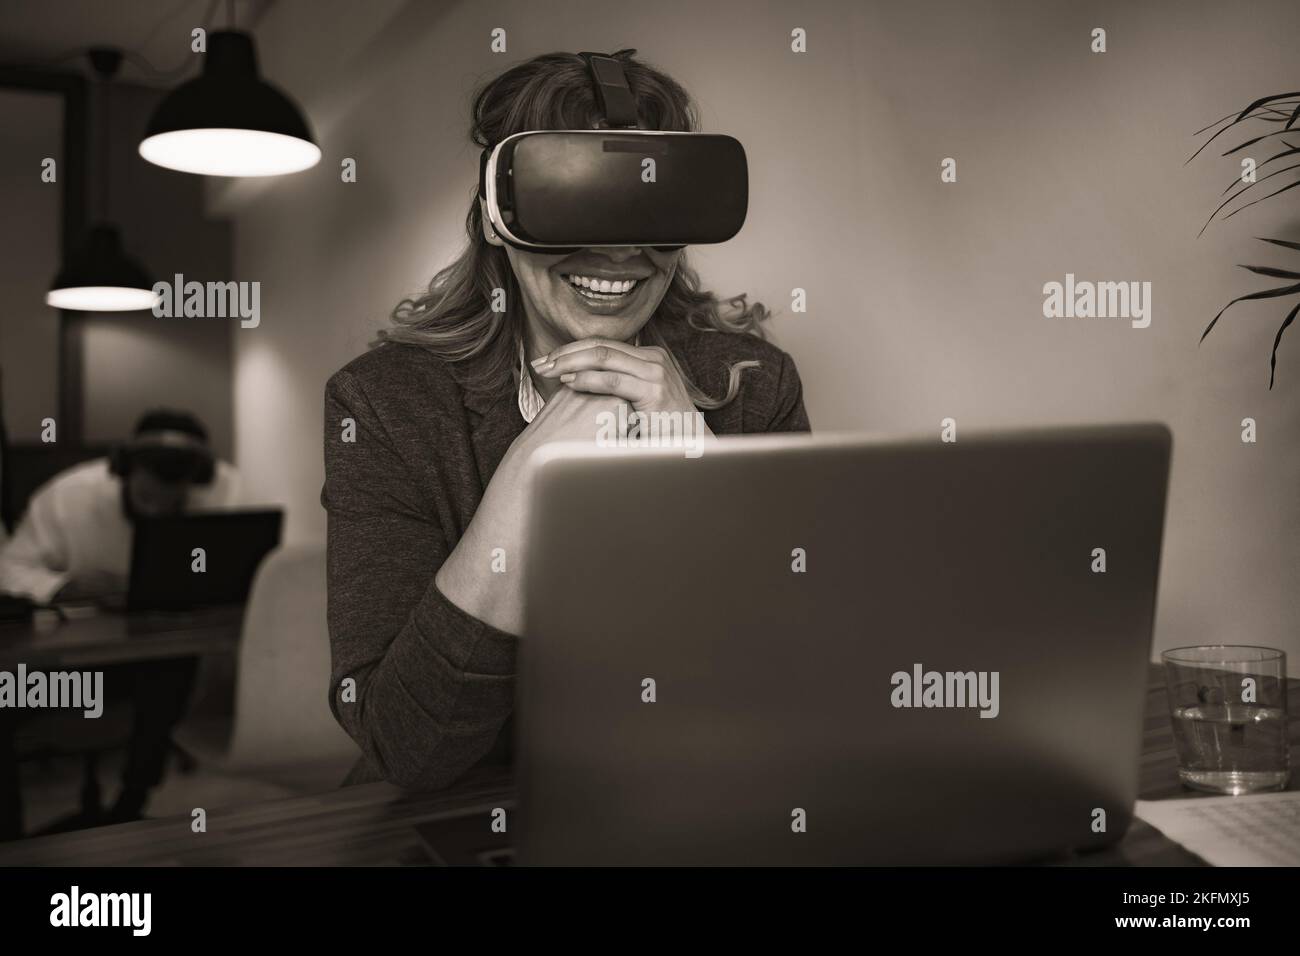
top-left (565, 274), bottom-right (639, 297)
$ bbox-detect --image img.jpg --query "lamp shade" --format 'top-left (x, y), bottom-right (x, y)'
top-left (138, 30), bottom-right (321, 177)
top-left (46, 224), bottom-right (159, 312)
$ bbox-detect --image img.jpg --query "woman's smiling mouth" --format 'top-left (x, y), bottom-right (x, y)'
top-left (559, 271), bottom-right (648, 314)
top-left (563, 273), bottom-right (640, 298)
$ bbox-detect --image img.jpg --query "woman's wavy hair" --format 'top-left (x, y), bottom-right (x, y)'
top-left (376, 49), bottom-right (768, 409)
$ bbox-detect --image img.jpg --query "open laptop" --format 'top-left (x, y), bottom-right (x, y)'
top-left (126, 509), bottom-right (283, 612)
top-left (419, 424), bottom-right (1171, 865)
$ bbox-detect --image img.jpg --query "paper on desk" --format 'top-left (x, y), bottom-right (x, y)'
top-left (1135, 790), bottom-right (1300, 866)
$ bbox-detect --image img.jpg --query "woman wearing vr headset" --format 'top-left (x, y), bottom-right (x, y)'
top-left (323, 50), bottom-right (809, 790)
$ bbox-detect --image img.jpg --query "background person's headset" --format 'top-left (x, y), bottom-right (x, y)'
top-left (477, 51), bottom-right (748, 253)
top-left (109, 427), bottom-right (216, 486)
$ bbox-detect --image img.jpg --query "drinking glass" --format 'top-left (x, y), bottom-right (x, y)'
top-left (1162, 645), bottom-right (1289, 795)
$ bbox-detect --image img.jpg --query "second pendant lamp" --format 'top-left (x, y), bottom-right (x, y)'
top-left (46, 49), bottom-right (157, 312)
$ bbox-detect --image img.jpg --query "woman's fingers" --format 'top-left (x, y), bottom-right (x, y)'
top-left (532, 337), bottom-right (696, 415)
top-left (536, 342), bottom-right (662, 382)
top-left (558, 368), bottom-right (654, 404)
top-left (535, 337), bottom-right (646, 365)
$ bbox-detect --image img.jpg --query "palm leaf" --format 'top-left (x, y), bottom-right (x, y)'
top-left (1239, 264), bottom-right (1300, 280)
top-left (1193, 97), bottom-right (1300, 385)
top-left (1222, 176), bottom-right (1300, 220)
top-left (1201, 281), bottom-right (1300, 343)
top-left (1221, 128), bottom-right (1300, 156)
top-left (1187, 102), bottom-right (1300, 164)
top-left (1195, 101), bottom-right (1300, 137)
top-left (1200, 166), bottom-right (1300, 236)
top-left (1258, 237), bottom-right (1300, 252)
top-left (1269, 301), bottom-right (1300, 388)
top-left (1235, 91), bottom-right (1300, 123)
top-left (1219, 145), bottom-right (1300, 195)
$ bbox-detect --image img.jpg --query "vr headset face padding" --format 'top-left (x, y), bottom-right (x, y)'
top-left (482, 131), bottom-right (748, 252)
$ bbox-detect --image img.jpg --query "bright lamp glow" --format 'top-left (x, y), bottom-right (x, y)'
top-left (141, 32), bottom-right (319, 180)
top-left (46, 286), bottom-right (160, 312)
top-left (139, 128), bottom-right (321, 177)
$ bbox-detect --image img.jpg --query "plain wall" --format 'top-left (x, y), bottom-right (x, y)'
top-left (221, 0), bottom-right (1300, 664)
top-left (80, 82), bottom-right (234, 458)
top-left (0, 87), bottom-right (61, 440)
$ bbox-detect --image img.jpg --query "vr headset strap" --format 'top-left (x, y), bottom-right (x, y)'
top-left (578, 52), bottom-right (638, 128)
top-left (479, 53), bottom-right (640, 199)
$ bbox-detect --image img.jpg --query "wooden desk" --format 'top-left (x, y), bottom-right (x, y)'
top-left (0, 605), bottom-right (243, 670)
top-left (0, 663), bottom-right (1294, 866)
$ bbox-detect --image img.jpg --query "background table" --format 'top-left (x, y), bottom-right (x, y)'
top-left (0, 606), bottom-right (243, 670)
top-left (0, 663), bottom-right (1295, 866)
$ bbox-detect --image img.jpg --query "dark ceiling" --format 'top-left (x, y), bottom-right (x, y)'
top-left (0, 0), bottom-right (275, 86)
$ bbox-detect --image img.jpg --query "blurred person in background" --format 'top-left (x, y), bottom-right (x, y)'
top-left (0, 409), bottom-right (243, 839)
top-left (0, 409), bottom-right (241, 604)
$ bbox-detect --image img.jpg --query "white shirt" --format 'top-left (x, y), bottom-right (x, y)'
top-left (0, 457), bottom-right (244, 604)
top-left (517, 340), bottom-right (545, 424)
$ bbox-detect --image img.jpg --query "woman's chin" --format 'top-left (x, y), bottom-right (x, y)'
top-left (557, 310), bottom-right (649, 342)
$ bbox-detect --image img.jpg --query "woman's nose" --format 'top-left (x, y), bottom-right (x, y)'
top-left (590, 246), bottom-right (642, 262)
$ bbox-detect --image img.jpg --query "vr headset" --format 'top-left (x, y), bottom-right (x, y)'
top-left (109, 429), bottom-right (216, 485)
top-left (478, 52), bottom-right (748, 253)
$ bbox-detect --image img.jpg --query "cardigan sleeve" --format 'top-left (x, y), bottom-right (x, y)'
top-left (321, 370), bottom-right (516, 790)
top-left (767, 350), bottom-right (812, 433)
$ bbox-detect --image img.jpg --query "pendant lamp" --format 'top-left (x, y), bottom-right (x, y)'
top-left (46, 49), bottom-right (158, 312)
top-left (138, 30), bottom-right (320, 177)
